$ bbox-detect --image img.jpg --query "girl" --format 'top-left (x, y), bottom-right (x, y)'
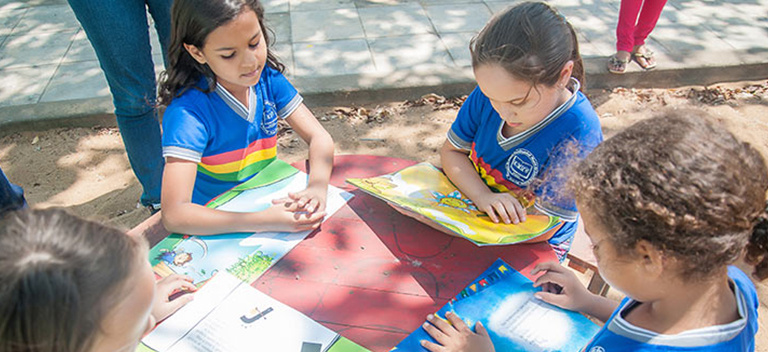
top-left (421, 111), bottom-right (768, 351)
top-left (0, 209), bottom-right (196, 352)
top-left (158, 0), bottom-right (335, 235)
top-left (434, 2), bottom-right (603, 258)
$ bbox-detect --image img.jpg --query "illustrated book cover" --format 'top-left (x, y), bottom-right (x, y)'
top-left (347, 163), bottom-right (559, 246)
top-left (391, 258), bottom-right (600, 351)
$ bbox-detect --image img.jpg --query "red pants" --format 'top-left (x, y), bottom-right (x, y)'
top-left (616, 0), bottom-right (668, 52)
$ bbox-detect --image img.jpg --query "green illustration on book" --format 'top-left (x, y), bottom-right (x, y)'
top-left (150, 159), bottom-right (354, 285)
top-left (347, 163), bottom-right (560, 246)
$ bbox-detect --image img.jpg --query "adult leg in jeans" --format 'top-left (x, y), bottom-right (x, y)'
top-left (67, 0), bottom-right (171, 208)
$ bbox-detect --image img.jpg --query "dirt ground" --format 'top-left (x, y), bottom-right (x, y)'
top-left (2, 79), bottom-right (768, 349)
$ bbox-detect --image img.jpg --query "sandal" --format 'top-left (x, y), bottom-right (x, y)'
top-left (607, 54), bottom-right (629, 74)
top-left (633, 49), bottom-right (657, 70)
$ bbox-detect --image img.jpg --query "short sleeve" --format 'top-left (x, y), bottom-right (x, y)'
top-left (265, 67), bottom-right (303, 119)
top-left (535, 128), bottom-right (603, 221)
top-left (162, 102), bottom-right (209, 163)
top-left (447, 87), bottom-right (485, 151)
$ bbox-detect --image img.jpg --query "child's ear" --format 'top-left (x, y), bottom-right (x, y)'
top-left (557, 60), bottom-right (574, 88)
top-left (183, 43), bottom-right (207, 65)
top-left (634, 239), bottom-right (665, 278)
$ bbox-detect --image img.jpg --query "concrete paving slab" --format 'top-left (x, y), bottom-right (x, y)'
top-left (0, 30), bottom-right (76, 69)
top-left (420, 0), bottom-right (483, 4)
top-left (293, 39), bottom-right (375, 76)
top-left (267, 11), bottom-right (292, 44)
top-left (272, 43), bottom-right (295, 77)
top-left (290, 0), bottom-right (356, 12)
top-left (483, 1), bottom-right (515, 14)
top-left (291, 8), bottom-right (364, 42)
top-left (439, 32), bottom-right (473, 67)
top-left (62, 29), bottom-right (95, 63)
top-left (357, 3), bottom-right (433, 38)
top-left (263, 0), bottom-right (290, 13)
top-left (10, 4), bottom-right (78, 35)
top-left (39, 60), bottom-right (109, 103)
top-left (354, 0), bottom-right (420, 7)
top-left (368, 33), bottom-right (453, 72)
top-left (0, 7), bottom-right (26, 36)
top-left (554, 0), bottom-right (617, 55)
top-left (424, 3), bottom-right (491, 34)
top-left (0, 64), bottom-right (57, 106)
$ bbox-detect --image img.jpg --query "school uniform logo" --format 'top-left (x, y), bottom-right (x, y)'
top-left (261, 100), bottom-right (278, 136)
top-left (505, 149), bottom-right (538, 186)
top-left (588, 347), bottom-right (605, 352)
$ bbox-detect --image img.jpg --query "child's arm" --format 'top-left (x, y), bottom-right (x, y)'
top-left (421, 311), bottom-right (495, 352)
top-left (441, 140), bottom-right (527, 225)
top-left (278, 104), bottom-right (334, 213)
top-left (161, 158), bottom-right (326, 235)
top-left (531, 261), bottom-right (618, 322)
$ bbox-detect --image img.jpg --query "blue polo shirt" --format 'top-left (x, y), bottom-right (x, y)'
top-left (447, 79), bottom-right (602, 245)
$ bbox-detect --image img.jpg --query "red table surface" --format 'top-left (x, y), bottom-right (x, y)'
top-left (135, 155), bottom-right (557, 352)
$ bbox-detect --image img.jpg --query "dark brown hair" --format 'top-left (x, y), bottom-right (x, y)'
top-left (0, 209), bottom-right (143, 352)
top-left (569, 110), bottom-right (768, 281)
top-left (158, 0), bottom-right (284, 106)
top-left (470, 2), bottom-right (585, 91)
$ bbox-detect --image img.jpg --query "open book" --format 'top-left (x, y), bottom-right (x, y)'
top-left (142, 272), bottom-right (341, 352)
top-left (149, 159), bottom-right (354, 285)
top-left (391, 259), bottom-right (600, 351)
top-left (347, 163), bottom-right (559, 246)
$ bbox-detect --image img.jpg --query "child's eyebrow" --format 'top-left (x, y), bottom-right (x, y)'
top-left (214, 30), bottom-right (262, 51)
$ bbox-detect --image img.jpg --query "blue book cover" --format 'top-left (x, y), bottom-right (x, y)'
top-left (392, 259), bottom-right (600, 352)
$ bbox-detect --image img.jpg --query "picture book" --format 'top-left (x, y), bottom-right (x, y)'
top-left (391, 259), bottom-right (600, 352)
top-left (142, 272), bottom-right (341, 352)
top-left (150, 159), bottom-right (354, 285)
top-left (347, 163), bottom-right (560, 246)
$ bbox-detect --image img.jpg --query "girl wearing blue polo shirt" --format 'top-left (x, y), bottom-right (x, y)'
top-left (158, 0), bottom-right (334, 235)
top-left (421, 112), bottom-right (768, 351)
top-left (438, 2), bottom-right (602, 259)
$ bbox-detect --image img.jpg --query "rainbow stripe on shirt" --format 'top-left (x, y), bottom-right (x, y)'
top-left (469, 143), bottom-right (535, 207)
top-left (197, 135), bottom-right (277, 182)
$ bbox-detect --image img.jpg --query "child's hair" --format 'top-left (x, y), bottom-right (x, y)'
top-left (569, 110), bottom-right (768, 281)
top-left (470, 2), bottom-right (585, 91)
top-left (0, 209), bottom-right (145, 352)
top-left (158, 0), bottom-right (284, 105)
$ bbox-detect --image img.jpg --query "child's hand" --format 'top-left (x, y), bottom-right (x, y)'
top-left (531, 261), bottom-right (594, 311)
top-left (421, 311), bottom-right (495, 352)
top-left (475, 193), bottom-right (527, 225)
top-left (152, 274), bottom-right (196, 323)
top-left (261, 198), bottom-right (327, 232)
top-left (274, 184), bottom-right (328, 214)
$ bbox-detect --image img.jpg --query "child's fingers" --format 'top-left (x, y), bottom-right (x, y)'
top-left (480, 205), bottom-right (500, 223)
top-left (506, 196), bottom-right (526, 223)
top-left (294, 210), bottom-right (326, 225)
top-left (530, 261), bottom-right (562, 275)
top-left (444, 311), bottom-right (470, 333)
top-left (475, 321), bottom-right (489, 337)
top-left (532, 270), bottom-right (571, 290)
top-left (534, 290), bottom-right (571, 308)
top-left (305, 198), bottom-right (319, 213)
top-left (420, 339), bottom-right (446, 352)
top-left (490, 202), bottom-right (511, 224)
top-left (423, 315), bottom-right (452, 345)
top-left (164, 293), bottom-right (194, 315)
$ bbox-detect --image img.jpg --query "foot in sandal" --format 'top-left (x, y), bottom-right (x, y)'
top-left (632, 45), bottom-right (657, 70)
top-left (607, 50), bottom-right (631, 74)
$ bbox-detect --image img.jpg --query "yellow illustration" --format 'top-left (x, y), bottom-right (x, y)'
top-left (347, 163), bottom-right (560, 246)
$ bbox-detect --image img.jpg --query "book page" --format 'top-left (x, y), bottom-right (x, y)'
top-left (143, 272), bottom-right (339, 352)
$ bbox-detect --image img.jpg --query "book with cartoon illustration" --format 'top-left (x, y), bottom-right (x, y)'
top-left (391, 259), bottom-right (600, 351)
top-left (142, 272), bottom-right (359, 352)
top-left (149, 159), bottom-right (354, 285)
top-left (347, 163), bottom-right (560, 246)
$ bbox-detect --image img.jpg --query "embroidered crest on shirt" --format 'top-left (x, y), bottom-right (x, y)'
top-left (261, 100), bottom-right (278, 136)
top-left (588, 347), bottom-right (605, 352)
top-left (505, 149), bottom-right (539, 186)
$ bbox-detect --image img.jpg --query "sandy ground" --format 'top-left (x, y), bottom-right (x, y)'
top-left (2, 80), bottom-right (768, 349)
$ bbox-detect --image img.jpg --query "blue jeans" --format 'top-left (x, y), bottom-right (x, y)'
top-left (67, 0), bottom-right (172, 207)
top-left (0, 166), bottom-right (26, 215)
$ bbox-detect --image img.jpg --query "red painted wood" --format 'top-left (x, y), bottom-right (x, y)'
top-left (133, 155), bottom-right (558, 351)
